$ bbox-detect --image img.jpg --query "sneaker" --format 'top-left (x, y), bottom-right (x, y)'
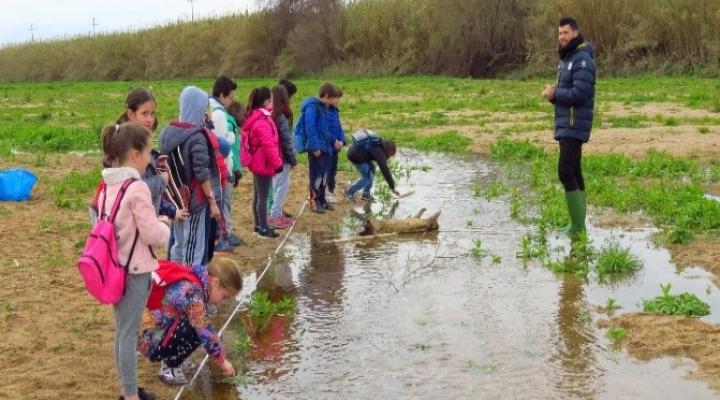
top-left (159, 361), bottom-right (188, 386)
top-left (326, 191), bottom-right (337, 203)
top-left (360, 194), bottom-right (376, 202)
top-left (313, 205), bottom-right (326, 214)
top-left (268, 215), bottom-right (292, 230)
top-left (282, 210), bottom-right (294, 219)
top-left (323, 202), bottom-right (335, 211)
top-left (119, 387), bottom-right (156, 400)
top-left (255, 226), bottom-right (280, 239)
top-left (180, 358), bottom-right (197, 373)
top-left (138, 387), bottom-right (157, 400)
top-left (227, 233), bottom-right (243, 247)
top-left (214, 240), bottom-right (235, 253)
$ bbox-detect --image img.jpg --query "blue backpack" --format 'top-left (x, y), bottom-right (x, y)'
top-left (351, 129), bottom-right (383, 151)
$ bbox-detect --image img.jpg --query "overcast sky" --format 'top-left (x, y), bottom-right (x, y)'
top-left (0, 0), bottom-right (257, 47)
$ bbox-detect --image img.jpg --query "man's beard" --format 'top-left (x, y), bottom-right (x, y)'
top-left (558, 34), bottom-right (585, 59)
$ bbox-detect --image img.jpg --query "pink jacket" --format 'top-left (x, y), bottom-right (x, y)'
top-left (100, 167), bottom-right (170, 274)
top-left (242, 109), bottom-right (282, 177)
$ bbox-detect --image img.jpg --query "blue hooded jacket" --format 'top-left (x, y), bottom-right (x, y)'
top-left (299, 97), bottom-right (333, 155)
top-left (554, 41), bottom-right (596, 143)
top-left (327, 105), bottom-right (346, 152)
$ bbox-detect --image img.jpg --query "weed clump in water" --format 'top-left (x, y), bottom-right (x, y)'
top-left (642, 283), bottom-right (710, 317)
top-left (248, 292), bottom-right (294, 334)
top-left (607, 326), bottom-right (627, 344)
top-left (595, 241), bottom-right (643, 275)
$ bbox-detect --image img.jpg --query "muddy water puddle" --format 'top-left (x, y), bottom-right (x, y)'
top-left (187, 151), bottom-right (720, 399)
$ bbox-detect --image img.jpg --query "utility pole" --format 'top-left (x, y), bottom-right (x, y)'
top-left (188, 0), bottom-right (196, 21)
top-left (29, 24), bottom-right (35, 42)
top-left (91, 17), bottom-right (99, 34)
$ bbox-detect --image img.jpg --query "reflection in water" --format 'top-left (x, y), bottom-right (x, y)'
top-left (553, 273), bottom-right (599, 399)
top-left (303, 231), bottom-right (347, 310)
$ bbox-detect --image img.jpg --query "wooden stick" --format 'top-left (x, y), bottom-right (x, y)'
top-left (320, 232), bottom-right (398, 244)
top-left (394, 190), bottom-right (415, 199)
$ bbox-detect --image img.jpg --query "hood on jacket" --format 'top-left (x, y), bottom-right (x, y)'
top-left (242, 108), bottom-right (272, 132)
top-left (102, 166), bottom-right (141, 185)
top-left (300, 97), bottom-right (325, 113)
top-left (180, 86), bottom-right (209, 126)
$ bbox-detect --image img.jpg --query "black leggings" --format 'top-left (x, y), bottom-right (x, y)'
top-left (148, 319), bottom-right (201, 368)
top-left (558, 138), bottom-right (585, 192)
top-left (253, 175), bottom-right (272, 229)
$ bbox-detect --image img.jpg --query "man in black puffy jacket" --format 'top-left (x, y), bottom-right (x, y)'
top-left (542, 16), bottom-right (596, 238)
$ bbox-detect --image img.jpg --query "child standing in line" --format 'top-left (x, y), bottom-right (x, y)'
top-left (226, 101), bottom-right (247, 230)
top-left (268, 84), bottom-right (297, 229)
top-left (325, 88), bottom-right (345, 203)
top-left (101, 122), bottom-right (171, 400)
top-left (91, 88), bottom-right (188, 225)
top-left (209, 76), bottom-right (240, 252)
top-left (242, 87), bottom-right (283, 239)
top-left (159, 87), bottom-right (223, 266)
top-left (139, 258), bottom-right (241, 385)
top-left (298, 82), bottom-right (343, 213)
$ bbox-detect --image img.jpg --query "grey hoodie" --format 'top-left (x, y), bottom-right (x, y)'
top-left (159, 87), bottom-right (221, 213)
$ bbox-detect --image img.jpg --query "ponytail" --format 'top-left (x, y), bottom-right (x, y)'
top-left (247, 87), bottom-right (272, 114)
top-left (101, 122), bottom-right (151, 167)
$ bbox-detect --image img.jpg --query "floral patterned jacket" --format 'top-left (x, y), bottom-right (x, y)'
top-left (139, 264), bottom-right (225, 365)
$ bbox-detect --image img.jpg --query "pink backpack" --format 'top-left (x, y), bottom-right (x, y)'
top-left (77, 179), bottom-right (139, 304)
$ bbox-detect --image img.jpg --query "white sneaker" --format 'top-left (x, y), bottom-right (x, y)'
top-left (326, 191), bottom-right (337, 203)
top-left (180, 358), bottom-right (197, 372)
top-left (159, 360), bottom-right (188, 386)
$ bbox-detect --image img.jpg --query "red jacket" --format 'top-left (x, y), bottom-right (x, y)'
top-left (241, 109), bottom-right (282, 177)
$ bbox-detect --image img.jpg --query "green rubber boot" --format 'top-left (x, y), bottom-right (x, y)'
top-left (562, 190), bottom-right (586, 238)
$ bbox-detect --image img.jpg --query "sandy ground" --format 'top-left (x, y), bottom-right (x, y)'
top-left (0, 154), bottom-right (351, 400)
top-left (410, 102), bottom-right (720, 159)
top-left (598, 314), bottom-right (720, 391)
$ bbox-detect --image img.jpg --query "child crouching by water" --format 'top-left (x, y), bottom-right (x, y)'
top-left (138, 258), bottom-right (242, 385)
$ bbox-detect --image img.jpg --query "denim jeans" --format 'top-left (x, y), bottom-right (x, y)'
top-left (347, 162), bottom-right (375, 197)
top-left (270, 164), bottom-right (291, 217)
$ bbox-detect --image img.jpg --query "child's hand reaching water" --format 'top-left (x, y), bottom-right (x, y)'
top-left (221, 359), bottom-right (236, 376)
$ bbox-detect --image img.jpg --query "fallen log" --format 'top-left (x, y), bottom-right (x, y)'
top-left (363, 209), bottom-right (441, 235)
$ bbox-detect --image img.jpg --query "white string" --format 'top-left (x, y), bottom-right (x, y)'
top-left (173, 200), bottom-right (308, 400)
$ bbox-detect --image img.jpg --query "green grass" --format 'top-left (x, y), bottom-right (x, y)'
top-left (605, 298), bottom-right (621, 315)
top-left (607, 116), bottom-right (647, 128)
top-left (1, 77), bottom-right (718, 156)
top-left (489, 139), bottom-right (720, 242)
top-left (595, 241), bottom-right (643, 275)
top-left (642, 283), bottom-right (710, 317)
top-left (607, 326), bottom-right (627, 344)
top-left (52, 167), bottom-right (101, 209)
top-left (467, 238), bottom-right (489, 259)
top-left (248, 291), bottom-right (294, 334)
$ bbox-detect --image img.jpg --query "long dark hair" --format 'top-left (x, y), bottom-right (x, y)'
top-left (116, 88), bottom-right (157, 131)
top-left (271, 85), bottom-right (293, 127)
top-left (246, 87), bottom-right (272, 114)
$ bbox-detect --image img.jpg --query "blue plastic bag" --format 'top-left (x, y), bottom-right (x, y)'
top-left (0, 168), bottom-right (38, 201)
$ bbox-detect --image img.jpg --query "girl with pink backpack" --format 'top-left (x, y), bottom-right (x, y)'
top-left (100, 122), bottom-right (171, 400)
